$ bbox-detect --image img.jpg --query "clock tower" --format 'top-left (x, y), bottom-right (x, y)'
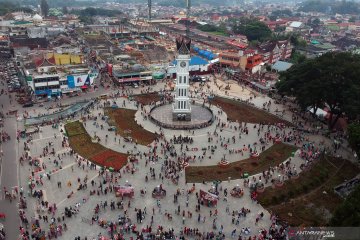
top-left (173, 37), bottom-right (191, 121)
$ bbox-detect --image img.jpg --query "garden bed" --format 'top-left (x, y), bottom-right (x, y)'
top-left (65, 121), bottom-right (129, 170)
top-left (257, 155), bottom-right (359, 226)
top-left (91, 149), bottom-right (128, 170)
top-left (212, 96), bottom-right (292, 126)
top-left (185, 143), bottom-right (297, 183)
top-left (105, 108), bottom-right (158, 145)
top-left (133, 92), bottom-right (161, 105)
top-left (65, 121), bottom-right (87, 137)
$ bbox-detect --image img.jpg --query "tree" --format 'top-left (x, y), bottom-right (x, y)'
top-left (347, 123), bottom-right (360, 158)
top-left (62, 6), bottom-right (68, 15)
top-left (269, 15), bottom-right (277, 21)
top-left (312, 18), bottom-right (321, 26)
top-left (329, 184), bottom-right (360, 226)
top-left (277, 52), bottom-right (360, 129)
top-left (231, 17), bottom-right (272, 42)
top-left (40, 0), bottom-right (49, 17)
top-left (348, 16), bottom-right (357, 23)
top-left (299, 0), bottom-right (360, 14)
top-left (290, 50), bottom-right (307, 64)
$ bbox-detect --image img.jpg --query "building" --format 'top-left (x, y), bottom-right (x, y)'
top-left (219, 49), bottom-right (263, 73)
top-left (0, 34), bottom-right (11, 58)
top-left (173, 37), bottom-right (191, 121)
top-left (46, 53), bottom-right (83, 65)
top-left (257, 42), bottom-right (281, 64)
top-left (285, 21), bottom-right (304, 32)
top-left (169, 56), bottom-right (210, 76)
top-left (23, 54), bottom-right (97, 98)
top-left (257, 40), bottom-right (292, 64)
top-left (26, 60), bottom-right (61, 97)
top-left (111, 64), bottom-right (153, 84)
top-left (277, 40), bottom-right (292, 60)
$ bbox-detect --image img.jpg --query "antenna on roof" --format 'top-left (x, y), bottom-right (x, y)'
top-left (186, 0), bottom-right (191, 37)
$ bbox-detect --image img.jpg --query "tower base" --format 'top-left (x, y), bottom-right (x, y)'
top-left (172, 112), bottom-right (191, 121)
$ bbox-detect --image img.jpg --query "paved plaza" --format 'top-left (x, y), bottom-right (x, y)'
top-left (1, 75), bottom-right (356, 240)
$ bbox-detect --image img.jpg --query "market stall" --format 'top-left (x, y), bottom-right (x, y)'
top-left (199, 190), bottom-right (218, 207)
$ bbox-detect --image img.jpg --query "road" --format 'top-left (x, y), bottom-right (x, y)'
top-left (0, 84), bottom-right (20, 239)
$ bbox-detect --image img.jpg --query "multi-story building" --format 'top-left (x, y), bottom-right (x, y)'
top-left (219, 49), bottom-right (263, 73)
top-left (0, 34), bottom-right (11, 58)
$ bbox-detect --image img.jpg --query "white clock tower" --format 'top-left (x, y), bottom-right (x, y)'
top-left (173, 37), bottom-right (192, 121)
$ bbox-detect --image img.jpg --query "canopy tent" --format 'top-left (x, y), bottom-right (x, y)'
top-left (152, 71), bottom-right (165, 80)
top-left (114, 185), bottom-right (134, 198)
top-left (199, 189), bottom-right (218, 207)
top-left (192, 46), bottom-right (218, 60)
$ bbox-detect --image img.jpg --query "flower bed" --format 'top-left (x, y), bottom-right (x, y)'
top-left (91, 149), bottom-right (128, 170)
top-left (257, 155), bottom-right (360, 226)
top-left (185, 143), bottom-right (297, 183)
top-left (65, 121), bottom-right (87, 137)
top-left (212, 96), bottom-right (292, 126)
top-left (65, 121), bottom-right (129, 170)
top-left (105, 108), bottom-right (157, 145)
top-left (67, 134), bottom-right (106, 159)
top-left (134, 93), bottom-right (161, 105)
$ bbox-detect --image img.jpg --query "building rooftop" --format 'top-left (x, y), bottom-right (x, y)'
top-left (272, 61), bottom-right (293, 72)
top-left (172, 56), bottom-right (208, 66)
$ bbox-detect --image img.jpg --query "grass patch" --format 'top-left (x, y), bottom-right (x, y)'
top-left (105, 108), bottom-right (157, 145)
top-left (65, 121), bottom-right (129, 170)
top-left (212, 96), bottom-right (292, 126)
top-left (257, 155), bottom-right (360, 226)
top-left (185, 143), bottom-right (297, 183)
top-left (133, 93), bottom-right (161, 105)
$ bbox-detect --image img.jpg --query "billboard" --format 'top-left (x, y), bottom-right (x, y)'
top-left (67, 74), bottom-right (96, 88)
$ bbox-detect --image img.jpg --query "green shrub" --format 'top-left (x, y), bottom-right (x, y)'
top-left (271, 196), bottom-right (278, 205)
top-left (302, 184), bottom-right (309, 193)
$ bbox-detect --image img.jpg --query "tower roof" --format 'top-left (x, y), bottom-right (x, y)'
top-left (176, 37), bottom-right (191, 55)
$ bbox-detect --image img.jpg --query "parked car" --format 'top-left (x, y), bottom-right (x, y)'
top-left (191, 76), bottom-right (202, 82)
top-left (23, 102), bottom-right (34, 108)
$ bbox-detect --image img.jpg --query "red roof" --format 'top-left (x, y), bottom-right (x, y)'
top-left (227, 40), bottom-right (247, 49)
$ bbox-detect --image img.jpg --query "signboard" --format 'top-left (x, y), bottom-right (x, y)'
top-left (35, 89), bottom-right (52, 95)
top-left (67, 74), bottom-right (95, 88)
top-left (118, 77), bottom-right (141, 83)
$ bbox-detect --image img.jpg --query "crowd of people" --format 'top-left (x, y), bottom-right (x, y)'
top-left (0, 64), bottom-right (346, 240)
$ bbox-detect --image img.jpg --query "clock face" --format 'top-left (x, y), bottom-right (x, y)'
top-left (180, 61), bottom-right (186, 68)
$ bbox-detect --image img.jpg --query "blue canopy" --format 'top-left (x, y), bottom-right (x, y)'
top-left (173, 56), bottom-right (208, 66)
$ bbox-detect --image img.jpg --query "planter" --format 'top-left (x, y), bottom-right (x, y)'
top-left (275, 181), bottom-right (284, 187)
top-left (256, 186), bottom-right (265, 193)
top-left (291, 174), bottom-right (299, 179)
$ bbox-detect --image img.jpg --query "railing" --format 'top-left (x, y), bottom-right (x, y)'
top-left (149, 101), bottom-right (215, 130)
